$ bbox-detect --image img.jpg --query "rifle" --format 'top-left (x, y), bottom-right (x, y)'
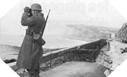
top-left (34, 9), bottom-right (51, 40)
top-left (40, 9), bottom-right (51, 36)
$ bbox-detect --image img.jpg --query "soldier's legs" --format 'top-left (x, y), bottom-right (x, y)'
top-left (27, 43), bottom-right (42, 77)
top-left (27, 63), bottom-right (40, 77)
top-left (27, 69), bottom-right (40, 77)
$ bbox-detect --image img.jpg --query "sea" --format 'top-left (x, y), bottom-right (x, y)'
top-left (0, 34), bottom-right (87, 49)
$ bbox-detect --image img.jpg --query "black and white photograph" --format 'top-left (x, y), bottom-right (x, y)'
top-left (0, 0), bottom-right (127, 77)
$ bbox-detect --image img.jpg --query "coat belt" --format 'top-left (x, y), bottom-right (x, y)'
top-left (26, 29), bottom-right (34, 36)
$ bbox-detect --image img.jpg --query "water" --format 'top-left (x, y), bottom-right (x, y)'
top-left (0, 35), bottom-right (87, 48)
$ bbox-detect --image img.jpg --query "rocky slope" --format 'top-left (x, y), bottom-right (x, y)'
top-left (65, 24), bottom-right (118, 42)
top-left (0, 44), bottom-right (62, 63)
top-left (2, 38), bottom-right (127, 77)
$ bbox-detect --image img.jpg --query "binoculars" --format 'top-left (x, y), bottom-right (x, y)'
top-left (24, 7), bottom-right (32, 16)
top-left (28, 8), bottom-right (32, 16)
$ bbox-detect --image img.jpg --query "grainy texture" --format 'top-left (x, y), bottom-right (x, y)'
top-left (40, 39), bottom-right (107, 71)
top-left (40, 62), bottom-right (107, 77)
top-left (117, 23), bottom-right (127, 43)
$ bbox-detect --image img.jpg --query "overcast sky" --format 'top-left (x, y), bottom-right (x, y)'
top-left (0, 0), bottom-right (126, 36)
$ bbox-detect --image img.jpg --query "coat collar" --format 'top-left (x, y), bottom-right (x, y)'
top-left (35, 13), bottom-right (44, 17)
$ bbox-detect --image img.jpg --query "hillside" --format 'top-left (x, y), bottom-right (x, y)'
top-left (65, 24), bottom-right (119, 42)
top-left (2, 39), bottom-right (127, 77)
top-left (0, 44), bottom-right (62, 61)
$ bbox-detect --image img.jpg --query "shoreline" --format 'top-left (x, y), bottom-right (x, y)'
top-left (0, 35), bottom-right (87, 48)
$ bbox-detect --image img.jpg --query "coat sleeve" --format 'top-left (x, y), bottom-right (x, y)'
top-left (21, 13), bottom-right (37, 26)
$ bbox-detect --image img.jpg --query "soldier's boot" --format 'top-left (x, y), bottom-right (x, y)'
top-left (27, 69), bottom-right (40, 77)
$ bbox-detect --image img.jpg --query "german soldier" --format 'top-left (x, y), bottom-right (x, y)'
top-left (16, 3), bottom-right (45, 77)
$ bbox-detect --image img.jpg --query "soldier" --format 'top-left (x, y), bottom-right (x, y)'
top-left (16, 3), bottom-right (45, 77)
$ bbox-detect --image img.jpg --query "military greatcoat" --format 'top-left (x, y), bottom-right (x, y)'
top-left (16, 12), bottom-right (45, 69)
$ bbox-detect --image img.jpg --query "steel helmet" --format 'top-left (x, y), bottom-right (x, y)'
top-left (31, 3), bottom-right (42, 11)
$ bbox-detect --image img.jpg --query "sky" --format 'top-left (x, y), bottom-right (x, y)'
top-left (0, 0), bottom-right (127, 37)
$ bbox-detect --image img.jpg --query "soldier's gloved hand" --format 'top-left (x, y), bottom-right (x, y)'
top-left (24, 7), bottom-right (30, 13)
